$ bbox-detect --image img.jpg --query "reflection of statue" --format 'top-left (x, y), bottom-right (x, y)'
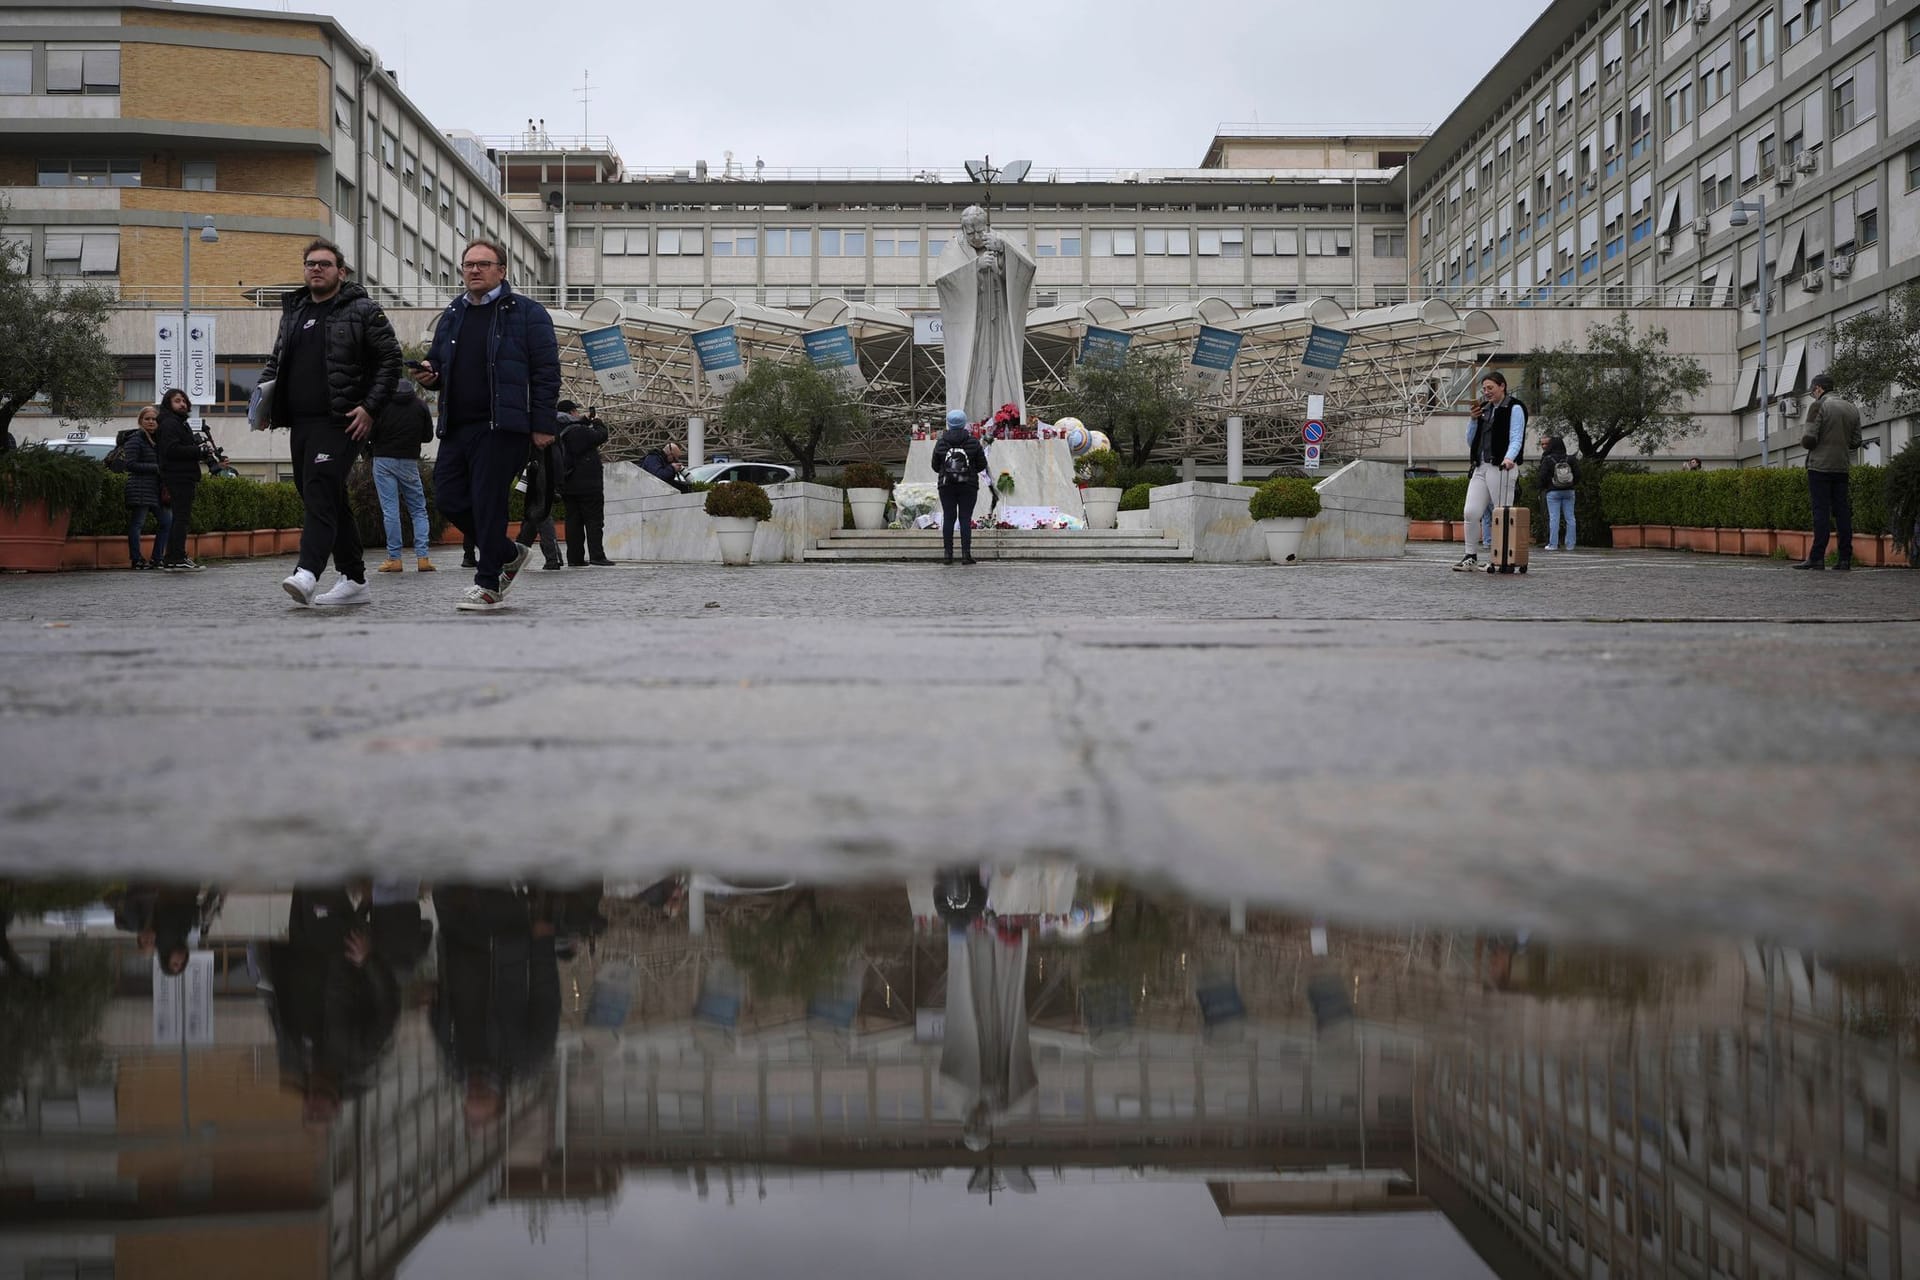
top-left (940, 928), bottom-right (1037, 1133)
top-left (935, 205), bottom-right (1035, 424)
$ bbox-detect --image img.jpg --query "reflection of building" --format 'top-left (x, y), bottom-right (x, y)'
top-left (1418, 943), bottom-right (1919, 1279)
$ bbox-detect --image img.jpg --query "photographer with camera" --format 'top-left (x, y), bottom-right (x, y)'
top-left (556, 400), bottom-right (613, 567)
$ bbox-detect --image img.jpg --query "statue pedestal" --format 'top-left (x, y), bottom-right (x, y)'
top-left (903, 439), bottom-right (1086, 520)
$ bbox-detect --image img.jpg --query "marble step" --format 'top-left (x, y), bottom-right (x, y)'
top-left (803, 530), bottom-right (1191, 561)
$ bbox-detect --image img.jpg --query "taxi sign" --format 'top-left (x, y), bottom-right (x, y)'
top-left (66, 430), bottom-right (90, 442)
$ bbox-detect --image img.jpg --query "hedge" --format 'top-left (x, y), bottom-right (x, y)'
top-left (1408, 460), bottom-right (1645, 548)
top-left (1598, 466), bottom-right (1886, 533)
top-left (1118, 482), bottom-right (1153, 512)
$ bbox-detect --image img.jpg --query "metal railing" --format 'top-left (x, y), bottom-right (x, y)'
top-left (475, 133), bottom-right (620, 155)
top-left (609, 165), bottom-right (1272, 185)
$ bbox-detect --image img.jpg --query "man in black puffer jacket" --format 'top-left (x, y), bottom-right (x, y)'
top-left (258, 238), bottom-right (403, 608)
top-left (557, 401), bottom-right (613, 566)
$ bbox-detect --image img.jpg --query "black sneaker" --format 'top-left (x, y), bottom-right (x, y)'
top-left (542, 561), bottom-right (564, 570)
top-left (589, 557), bottom-right (616, 567)
top-left (1790, 560), bottom-right (1825, 571)
top-left (1833, 561), bottom-right (1851, 572)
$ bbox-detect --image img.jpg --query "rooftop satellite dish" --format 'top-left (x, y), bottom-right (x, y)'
top-left (964, 159), bottom-right (990, 182)
top-left (999, 160), bottom-right (1032, 184)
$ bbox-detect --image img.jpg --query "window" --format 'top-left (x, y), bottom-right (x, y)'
top-left (1698, 41), bottom-right (1732, 109)
top-left (1831, 78), bottom-right (1855, 134)
top-left (1740, 11), bottom-right (1775, 77)
top-left (1031, 229), bottom-right (1078, 257)
top-left (402, 229), bottom-right (417, 273)
top-left (1908, 13), bottom-right (1920, 59)
top-left (380, 207), bottom-right (397, 254)
top-left (46, 45), bottom-right (119, 94)
top-left (710, 228), bottom-right (757, 256)
top-left (1220, 228), bottom-right (1244, 258)
top-left (1786, 0), bottom-right (1822, 45)
top-left (1579, 50), bottom-right (1598, 94)
top-left (380, 130), bottom-right (398, 170)
top-left (1907, 144), bottom-right (1920, 192)
top-left (438, 183), bottom-right (451, 216)
top-left (565, 225), bottom-right (595, 249)
top-left (401, 150), bottom-right (417, 190)
top-left (36, 158), bottom-right (140, 187)
top-left (1630, 87), bottom-right (1653, 156)
top-left (602, 227), bottom-right (647, 255)
top-left (1629, 3), bottom-right (1653, 54)
top-left (655, 228), bottom-right (703, 255)
top-left (1831, 58), bottom-right (1874, 134)
top-left (1663, 0), bottom-right (1694, 35)
top-left (762, 228), bottom-right (810, 257)
top-left (334, 87), bottom-right (354, 132)
top-left (0, 47), bottom-right (30, 96)
top-left (43, 229), bottom-right (118, 276)
top-left (181, 160), bottom-right (215, 191)
top-left (1664, 74), bottom-right (1693, 134)
top-left (1603, 26), bottom-right (1624, 71)
top-left (334, 176), bottom-right (355, 219)
top-left (1303, 229), bottom-right (1351, 256)
top-left (454, 202), bottom-right (469, 236)
top-left (1142, 228), bottom-right (1167, 254)
top-left (1373, 229), bottom-right (1406, 257)
top-left (419, 167), bottom-right (434, 207)
top-left (818, 229), bottom-right (865, 256)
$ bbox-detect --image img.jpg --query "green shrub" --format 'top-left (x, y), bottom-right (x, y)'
top-left (1118, 483), bottom-right (1153, 512)
top-left (1114, 463), bottom-right (1177, 490)
top-left (260, 482), bottom-right (305, 530)
top-left (1764, 468), bottom-right (1812, 531)
top-left (0, 444), bottom-right (102, 526)
top-left (1077, 448), bottom-right (1124, 489)
top-left (1729, 468), bottom-right (1772, 529)
top-left (1885, 441), bottom-right (1920, 560)
top-left (1248, 476), bottom-right (1322, 520)
top-left (1849, 463), bottom-right (1887, 536)
top-left (840, 462), bottom-right (894, 490)
top-left (1405, 476), bottom-right (1469, 521)
top-left (75, 470), bottom-right (126, 535)
top-left (704, 480), bottom-right (773, 521)
top-left (186, 475), bottom-right (265, 533)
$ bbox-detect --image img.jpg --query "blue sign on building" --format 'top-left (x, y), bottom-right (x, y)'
top-left (581, 325), bottom-right (637, 395)
top-left (1297, 324), bottom-right (1352, 395)
top-left (1080, 325), bottom-right (1133, 367)
top-left (802, 325), bottom-right (857, 369)
top-left (1190, 325), bottom-right (1244, 373)
top-left (692, 325), bottom-right (745, 391)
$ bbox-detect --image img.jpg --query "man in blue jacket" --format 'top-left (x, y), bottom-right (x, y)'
top-left (413, 238), bottom-right (561, 612)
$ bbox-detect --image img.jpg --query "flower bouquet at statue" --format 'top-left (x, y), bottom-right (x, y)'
top-left (888, 482), bottom-right (940, 528)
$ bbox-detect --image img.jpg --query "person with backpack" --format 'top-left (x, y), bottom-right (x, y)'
top-left (371, 379), bottom-right (436, 574)
top-left (932, 408), bottom-right (989, 565)
top-left (556, 401), bottom-right (614, 566)
top-left (120, 405), bottom-right (173, 570)
top-left (1536, 434), bottom-right (1579, 552)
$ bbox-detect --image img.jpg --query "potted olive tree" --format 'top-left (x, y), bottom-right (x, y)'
top-left (705, 479), bottom-right (773, 565)
top-left (841, 462), bottom-right (894, 531)
top-left (1248, 475), bottom-right (1322, 564)
top-left (1077, 448), bottom-right (1125, 530)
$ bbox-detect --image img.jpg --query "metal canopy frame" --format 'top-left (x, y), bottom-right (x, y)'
top-left (532, 292), bottom-right (1500, 466)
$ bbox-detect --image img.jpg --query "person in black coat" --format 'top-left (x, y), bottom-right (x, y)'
top-left (264, 888), bottom-right (403, 1126)
top-left (154, 389), bottom-right (205, 571)
top-left (122, 405), bottom-right (173, 570)
top-left (430, 885), bottom-right (560, 1130)
top-left (931, 408), bottom-right (989, 565)
top-left (108, 883), bottom-right (221, 975)
top-left (1535, 434), bottom-right (1580, 552)
top-left (557, 401), bottom-right (613, 566)
top-left (370, 380), bottom-right (438, 572)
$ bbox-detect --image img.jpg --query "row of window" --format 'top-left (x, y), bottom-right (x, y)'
top-left (570, 226), bottom-right (1403, 260)
top-left (0, 44), bottom-right (119, 95)
top-left (589, 284), bottom-right (1406, 311)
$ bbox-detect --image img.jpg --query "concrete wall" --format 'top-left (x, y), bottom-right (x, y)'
top-left (601, 471), bottom-right (843, 563)
top-left (1298, 460), bottom-right (1407, 559)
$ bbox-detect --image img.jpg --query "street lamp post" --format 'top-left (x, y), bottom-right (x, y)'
top-left (181, 213), bottom-right (218, 424)
top-left (1730, 196), bottom-right (1768, 466)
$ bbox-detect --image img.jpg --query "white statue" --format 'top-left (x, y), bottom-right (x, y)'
top-left (935, 205), bottom-right (1036, 424)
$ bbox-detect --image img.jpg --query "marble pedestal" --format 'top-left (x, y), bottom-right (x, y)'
top-left (903, 439), bottom-right (1086, 521)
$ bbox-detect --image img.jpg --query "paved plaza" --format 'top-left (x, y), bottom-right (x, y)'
top-left (3, 546), bottom-right (1917, 951)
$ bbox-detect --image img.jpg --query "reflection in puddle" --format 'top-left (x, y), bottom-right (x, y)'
top-left (2, 872), bottom-right (1914, 1278)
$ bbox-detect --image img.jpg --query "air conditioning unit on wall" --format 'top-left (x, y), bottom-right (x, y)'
top-left (1795, 150), bottom-right (1818, 175)
top-left (1659, 232), bottom-right (1676, 254)
top-left (1829, 253), bottom-right (1854, 278)
top-left (1694, 3), bottom-right (1712, 24)
top-left (1693, 216), bottom-right (1711, 237)
top-left (1801, 267), bottom-right (1824, 291)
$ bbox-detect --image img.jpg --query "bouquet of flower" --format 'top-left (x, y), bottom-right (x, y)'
top-left (889, 482), bottom-right (940, 527)
top-left (995, 470), bottom-right (1016, 496)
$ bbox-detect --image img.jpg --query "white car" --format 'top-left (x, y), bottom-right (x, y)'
top-left (684, 461), bottom-right (797, 487)
top-left (48, 429), bottom-right (119, 462)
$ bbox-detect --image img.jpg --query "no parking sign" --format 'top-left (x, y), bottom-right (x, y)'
top-left (1304, 442), bottom-right (1323, 469)
top-left (1303, 419), bottom-right (1324, 469)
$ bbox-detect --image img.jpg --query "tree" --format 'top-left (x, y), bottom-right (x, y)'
top-left (719, 357), bottom-right (869, 480)
top-left (0, 881), bottom-right (117, 1097)
top-left (0, 202), bottom-right (120, 444)
top-left (1055, 346), bottom-right (1197, 467)
top-left (1826, 283), bottom-right (1920, 419)
top-left (1525, 313), bottom-right (1710, 461)
top-left (723, 890), bottom-right (862, 1003)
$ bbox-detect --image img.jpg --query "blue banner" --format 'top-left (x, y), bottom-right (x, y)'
top-left (1191, 325), bottom-right (1244, 373)
top-left (802, 325), bottom-right (857, 369)
top-left (1080, 325), bottom-right (1133, 367)
top-left (581, 324), bottom-right (636, 395)
top-left (692, 325), bottom-right (743, 373)
top-left (1301, 325), bottom-right (1351, 372)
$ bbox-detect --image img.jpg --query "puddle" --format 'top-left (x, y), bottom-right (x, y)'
top-left (2, 871), bottom-right (1914, 1278)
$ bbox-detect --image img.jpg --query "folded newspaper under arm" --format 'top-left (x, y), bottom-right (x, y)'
top-left (247, 379), bottom-right (276, 431)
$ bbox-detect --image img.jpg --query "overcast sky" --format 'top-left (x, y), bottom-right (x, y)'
top-left (246, 0), bottom-right (1547, 172)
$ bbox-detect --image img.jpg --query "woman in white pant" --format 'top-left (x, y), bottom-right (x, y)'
top-left (1455, 371), bottom-right (1527, 571)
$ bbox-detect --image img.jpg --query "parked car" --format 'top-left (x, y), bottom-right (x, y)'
top-left (685, 461), bottom-right (797, 487)
top-left (49, 429), bottom-right (118, 463)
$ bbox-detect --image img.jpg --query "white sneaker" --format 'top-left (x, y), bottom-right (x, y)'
top-left (457, 584), bottom-right (505, 612)
top-left (282, 568), bottom-right (318, 606)
top-left (1451, 553), bottom-right (1479, 572)
top-left (314, 577), bottom-right (371, 606)
top-left (496, 541), bottom-right (533, 599)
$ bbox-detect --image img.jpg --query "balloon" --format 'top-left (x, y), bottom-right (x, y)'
top-left (1056, 417), bottom-right (1090, 456)
top-left (1088, 431), bottom-right (1112, 456)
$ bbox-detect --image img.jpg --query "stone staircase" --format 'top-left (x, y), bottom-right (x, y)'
top-left (801, 528), bottom-right (1192, 562)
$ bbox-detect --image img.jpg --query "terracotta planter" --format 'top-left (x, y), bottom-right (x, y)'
top-left (1643, 525), bottom-right (1674, 549)
top-left (1610, 524), bottom-right (1644, 549)
top-left (1774, 530), bottom-right (1811, 560)
top-left (1407, 519), bottom-right (1450, 541)
top-left (95, 535), bottom-right (131, 570)
top-left (250, 529), bottom-right (279, 556)
top-left (1678, 526), bottom-right (1717, 553)
top-left (278, 529), bottom-right (303, 554)
top-left (1715, 528), bottom-right (1744, 554)
top-left (1850, 536), bottom-right (1885, 567)
top-left (1739, 529), bottom-right (1776, 556)
top-left (0, 500), bottom-right (74, 571)
top-left (1887, 537), bottom-right (1911, 568)
top-left (59, 536), bottom-right (98, 570)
